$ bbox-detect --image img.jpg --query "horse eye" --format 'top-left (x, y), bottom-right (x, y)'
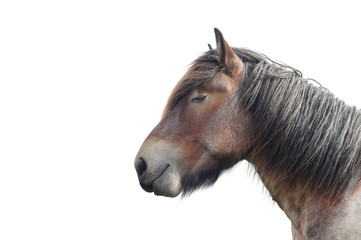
top-left (191, 95), bottom-right (208, 103)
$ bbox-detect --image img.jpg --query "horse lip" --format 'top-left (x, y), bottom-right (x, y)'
top-left (139, 164), bottom-right (170, 192)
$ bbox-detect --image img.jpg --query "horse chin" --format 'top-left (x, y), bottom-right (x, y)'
top-left (152, 171), bottom-right (182, 197)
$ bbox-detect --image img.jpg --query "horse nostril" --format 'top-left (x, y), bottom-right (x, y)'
top-left (135, 157), bottom-right (147, 177)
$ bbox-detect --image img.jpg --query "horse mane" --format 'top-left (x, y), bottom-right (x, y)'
top-left (237, 49), bottom-right (361, 206)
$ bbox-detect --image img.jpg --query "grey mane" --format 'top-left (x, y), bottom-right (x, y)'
top-left (236, 48), bottom-right (361, 204)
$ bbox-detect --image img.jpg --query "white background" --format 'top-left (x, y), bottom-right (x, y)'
top-left (1, 1), bottom-right (360, 239)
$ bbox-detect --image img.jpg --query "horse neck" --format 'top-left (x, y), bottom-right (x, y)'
top-left (242, 75), bottom-right (361, 236)
top-left (242, 71), bottom-right (361, 200)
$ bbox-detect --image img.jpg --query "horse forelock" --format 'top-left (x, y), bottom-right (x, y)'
top-left (162, 50), bottom-right (219, 118)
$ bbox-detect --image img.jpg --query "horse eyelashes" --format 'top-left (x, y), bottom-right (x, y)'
top-left (191, 95), bottom-right (208, 103)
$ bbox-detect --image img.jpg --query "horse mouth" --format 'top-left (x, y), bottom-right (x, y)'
top-left (139, 164), bottom-right (170, 193)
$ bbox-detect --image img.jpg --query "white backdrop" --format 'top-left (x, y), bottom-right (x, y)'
top-left (1, 1), bottom-right (360, 239)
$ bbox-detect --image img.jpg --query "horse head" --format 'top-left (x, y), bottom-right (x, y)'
top-left (134, 29), bottom-right (251, 197)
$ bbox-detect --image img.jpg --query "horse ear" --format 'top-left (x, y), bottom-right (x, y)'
top-left (214, 28), bottom-right (243, 76)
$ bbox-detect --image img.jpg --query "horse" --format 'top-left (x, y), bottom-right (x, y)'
top-left (134, 28), bottom-right (361, 239)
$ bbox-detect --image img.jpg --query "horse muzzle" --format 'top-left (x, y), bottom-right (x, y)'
top-left (134, 140), bottom-right (183, 197)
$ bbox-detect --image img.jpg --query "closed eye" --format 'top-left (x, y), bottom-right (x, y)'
top-left (191, 95), bottom-right (208, 103)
